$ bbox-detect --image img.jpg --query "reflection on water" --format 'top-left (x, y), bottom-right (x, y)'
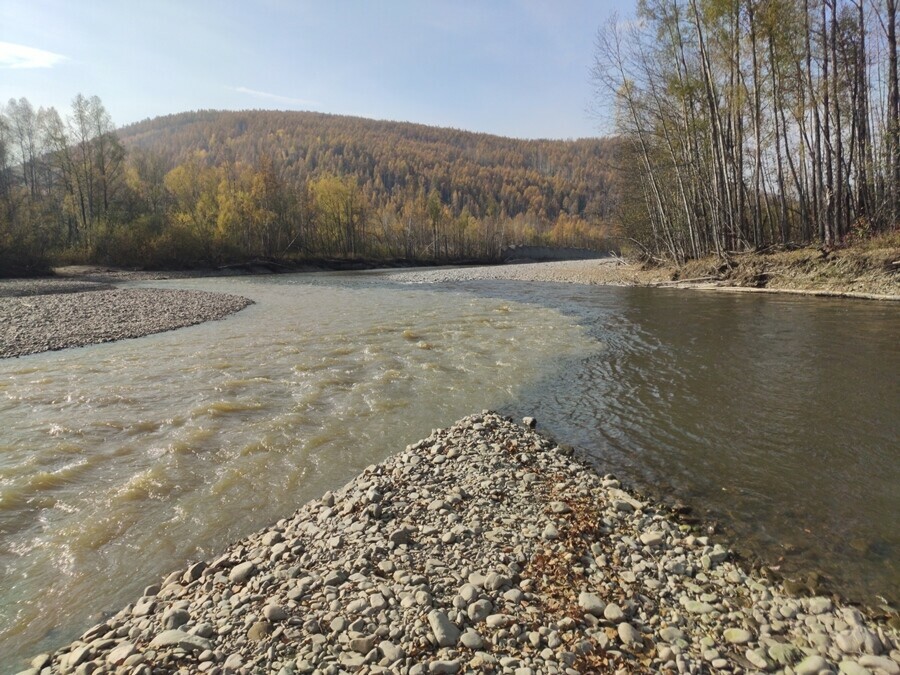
top-left (474, 283), bottom-right (899, 609)
top-left (0, 273), bottom-right (897, 670)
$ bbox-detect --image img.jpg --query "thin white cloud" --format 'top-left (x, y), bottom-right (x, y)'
top-left (0, 41), bottom-right (67, 69)
top-left (233, 86), bottom-right (319, 107)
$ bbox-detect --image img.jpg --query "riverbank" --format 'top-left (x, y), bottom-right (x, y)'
top-left (385, 242), bottom-right (900, 300)
top-left (3, 240), bottom-right (895, 359)
top-left (20, 413), bottom-right (899, 675)
top-left (661, 240), bottom-right (900, 298)
top-left (0, 279), bottom-right (252, 358)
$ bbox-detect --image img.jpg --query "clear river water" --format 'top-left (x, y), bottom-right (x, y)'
top-left (0, 272), bottom-right (897, 669)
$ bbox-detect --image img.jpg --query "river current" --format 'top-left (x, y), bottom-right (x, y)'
top-left (0, 272), bottom-right (897, 668)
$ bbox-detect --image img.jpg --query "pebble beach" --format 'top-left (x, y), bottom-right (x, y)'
top-left (383, 260), bottom-right (656, 287)
top-left (0, 279), bottom-right (252, 359)
top-left (18, 414), bottom-right (899, 675)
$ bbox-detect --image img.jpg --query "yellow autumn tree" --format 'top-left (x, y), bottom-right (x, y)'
top-left (162, 154), bottom-right (222, 263)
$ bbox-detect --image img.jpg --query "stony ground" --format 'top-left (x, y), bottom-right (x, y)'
top-left (20, 414), bottom-right (899, 675)
top-left (0, 280), bottom-right (252, 358)
top-left (383, 259), bottom-right (670, 288)
top-left (0, 279), bottom-right (118, 297)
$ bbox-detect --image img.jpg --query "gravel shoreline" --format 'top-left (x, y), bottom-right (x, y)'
top-left (3, 254), bottom-right (893, 361)
top-left (383, 260), bottom-right (659, 287)
top-left (383, 259), bottom-right (900, 300)
top-left (0, 281), bottom-right (253, 359)
top-left (19, 414), bottom-right (899, 675)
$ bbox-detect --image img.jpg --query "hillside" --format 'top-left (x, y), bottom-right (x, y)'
top-left (118, 110), bottom-right (616, 231)
top-left (1, 99), bottom-right (617, 274)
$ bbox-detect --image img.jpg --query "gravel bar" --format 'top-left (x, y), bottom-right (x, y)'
top-left (384, 259), bottom-right (900, 300)
top-left (0, 279), bottom-right (117, 298)
top-left (0, 287), bottom-right (253, 358)
top-left (20, 413), bottom-right (899, 674)
top-left (383, 259), bottom-right (658, 287)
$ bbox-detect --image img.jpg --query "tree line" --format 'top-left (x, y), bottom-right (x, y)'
top-left (593, 0), bottom-right (898, 261)
top-left (0, 104), bottom-right (616, 275)
top-left (0, 95), bottom-right (126, 272)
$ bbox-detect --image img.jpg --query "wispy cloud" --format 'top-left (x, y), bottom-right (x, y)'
top-left (0, 41), bottom-right (67, 69)
top-left (233, 86), bottom-right (319, 107)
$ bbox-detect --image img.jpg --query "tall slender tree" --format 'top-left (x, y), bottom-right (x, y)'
top-left (593, 0), bottom-right (899, 259)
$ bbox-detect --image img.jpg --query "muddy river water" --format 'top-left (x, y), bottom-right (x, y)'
top-left (0, 272), bottom-right (897, 667)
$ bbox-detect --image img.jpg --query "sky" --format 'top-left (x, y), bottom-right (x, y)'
top-left (0, 1), bottom-right (634, 140)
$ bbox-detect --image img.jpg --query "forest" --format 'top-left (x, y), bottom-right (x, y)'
top-left (3, 0), bottom-right (896, 276)
top-left (593, 0), bottom-right (899, 261)
top-left (0, 104), bottom-right (616, 275)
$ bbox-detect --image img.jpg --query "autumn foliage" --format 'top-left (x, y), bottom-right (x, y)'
top-left (0, 103), bottom-right (617, 274)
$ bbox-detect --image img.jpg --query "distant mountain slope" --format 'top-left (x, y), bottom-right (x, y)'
top-left (117, 110), bottom-right (615, 224)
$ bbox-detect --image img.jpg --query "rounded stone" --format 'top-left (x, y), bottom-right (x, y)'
top-left (723, 627), bottom-right (752, 645)
top-left (427, 610), bottom-right (460, 648)
top-left (247, 620), bottom-right (271, 641)
top-left (617, 622), bottom-right (640, 645)
top-left (161, 608), bottom-right (190, 629)
top-left (228, 561), bottom-right (257, 584)
top-left (459, 629), bottom-right (483, 649)
top-left (639, 531), bottom-right (664, 547)
top-left (604, 603), bottom-right (625, 622)
top-left (795, 655), bottom-right (829, 675)
top-left (578, 592), bottom-right (606, 617)
top-left (263, 604), bottom-right (288, 622)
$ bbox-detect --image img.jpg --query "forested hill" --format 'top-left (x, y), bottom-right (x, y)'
top-left (1, 100), bottom-right (616, 275)
top-left (117, 110), bottom-right (615, 229)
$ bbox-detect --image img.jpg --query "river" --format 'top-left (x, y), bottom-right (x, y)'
top-left (0, 272), bottom-right (897, 668)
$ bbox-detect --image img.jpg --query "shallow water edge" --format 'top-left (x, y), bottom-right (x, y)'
top-left (18, 414), bottom-right (900, 675)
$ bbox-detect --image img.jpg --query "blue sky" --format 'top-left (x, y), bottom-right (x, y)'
top-left (0, 1), bottom-right (633, 139)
